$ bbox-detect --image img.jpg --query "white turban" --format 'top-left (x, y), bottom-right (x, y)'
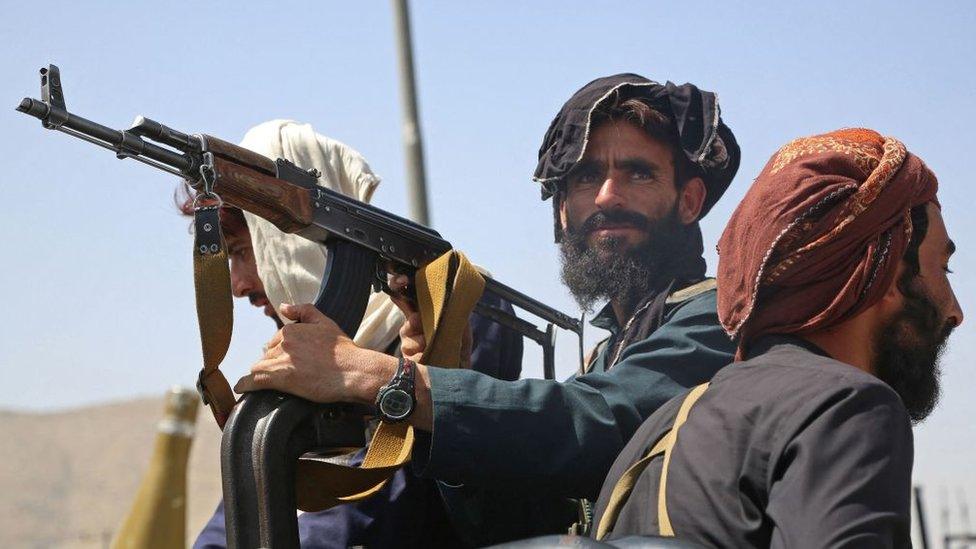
top-left (238, 120), bottom-right (404, 352)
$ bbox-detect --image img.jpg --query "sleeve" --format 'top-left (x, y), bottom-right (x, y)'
top-left (767, 383), bottom-right (914, 549)
top-left (192, 501), bottom-right (227, 549)
top-left (411, 291), bottom-right (735, 498)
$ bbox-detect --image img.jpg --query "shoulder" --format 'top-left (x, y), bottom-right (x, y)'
top-left (736, 346), bottom-right (905, 408)
top-left (666, 278), bottom-right (717, 306)
top-left (661, 279), bottom-right (720, 325)
top-left (613, 281), bottom-right (735, 383)
top-left (717, 349), bottom-right (911, 455)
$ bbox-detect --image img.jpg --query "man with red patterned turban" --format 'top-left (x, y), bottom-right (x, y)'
top-left (590, 128), bottom-right (963, 547)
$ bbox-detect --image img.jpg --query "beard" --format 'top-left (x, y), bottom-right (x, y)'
top-left (872, 276), bottom-right (955, 423)
top-left (559, 204), bottom-right (683, 313)
top-left (249, 291), bottom-right (285, 329)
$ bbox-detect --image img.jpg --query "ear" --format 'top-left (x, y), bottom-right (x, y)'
top-left (558, 195), bottom-right (569, 233)
top-left (678, 177), bottom-right (706, 224)
top-left (875, 259), bottom-right (908, 316)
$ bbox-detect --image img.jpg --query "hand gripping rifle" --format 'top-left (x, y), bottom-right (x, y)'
top-left (17, 65), bottom-right (584, 548)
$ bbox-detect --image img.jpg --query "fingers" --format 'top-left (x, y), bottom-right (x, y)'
top-left (265, 329), bottom-right (284, 350)
top-left (279, 303), bottom-right (328, 324)
top-left (234, 355), bottom-right (290, 393)
top-left (234, 369), bottom-right (273, 393)
top-left (400, 333), bottom-right (426, 362)
top-left (401, 311), bottom-right (424, 337)
top-left (262, 339), bottom-right (284, 360)
top-left (387, 273), bottom-right (419, 315)
top-left (399, 311), bottom-right (426, 361)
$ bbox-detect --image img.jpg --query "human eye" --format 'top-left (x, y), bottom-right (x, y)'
top-left (568, 169), bottom-right (602, 191)
top-left (227, 244), bottom-right (248, 258)
top-left (630, 169), bottom-right (654, 182)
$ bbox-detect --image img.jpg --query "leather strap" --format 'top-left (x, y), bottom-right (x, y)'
top-left (192, 205), bottom-right (236, 428)
top-left (595, 382), bottom-right (710, 540)
top-left (294, 249), bottom-right (485, 511)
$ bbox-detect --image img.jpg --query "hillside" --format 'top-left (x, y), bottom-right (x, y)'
top-left (0, 395), bottom-right (223, 548)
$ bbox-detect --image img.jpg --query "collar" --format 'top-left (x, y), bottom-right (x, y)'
top-left (589, 301), bottom-right (620, 333)
top-left (745, 334), bottom-right (833, 360)
top-left (588, 278), bottom-right (676, 335)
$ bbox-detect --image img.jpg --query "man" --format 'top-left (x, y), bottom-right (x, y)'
top-left (591, 128), bottom-right (963, 547)
top-left (234, 74), bottom-right (741, 542)
top-left (187, 120), bottom-right (523, 548)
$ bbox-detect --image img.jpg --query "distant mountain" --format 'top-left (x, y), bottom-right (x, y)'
top-left (0, 396), bottom-right (222, 548)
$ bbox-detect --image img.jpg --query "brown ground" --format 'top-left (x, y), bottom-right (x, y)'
top-left (0, 394), bottom-right (223, 548)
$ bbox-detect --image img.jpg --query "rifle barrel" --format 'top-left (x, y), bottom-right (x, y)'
top-left (17, 97), bottom-right (196, 176)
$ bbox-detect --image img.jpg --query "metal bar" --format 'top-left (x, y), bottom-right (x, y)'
top-left (473, 301), bottom-right (548, 347)
top-left (484, 277), bottom-right (582, 334)
top-left (917, 486), bottom-right (931, 549)
top-left (55, 126), bottom-right (187, 178)
top-left (392, 0), bottom-right (431, 226)
top-left (578, 314), bottom-right (586, 373)
top-left (542, 324), bottom-right (556, 380)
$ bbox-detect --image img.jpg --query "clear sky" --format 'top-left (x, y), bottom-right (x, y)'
top-left (2, 0), bottom-right (974, 534)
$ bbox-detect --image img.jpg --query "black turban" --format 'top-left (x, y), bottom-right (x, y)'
top-left (533, 73), bottom-right (740, 222)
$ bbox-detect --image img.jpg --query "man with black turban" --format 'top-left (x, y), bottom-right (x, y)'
top-left (234, 74), bottom-right (742, 544)
top-left (591, 128), bottom-right (963, 547)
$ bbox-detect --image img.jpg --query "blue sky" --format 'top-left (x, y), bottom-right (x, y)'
top-left (1, 0), bottom-right (973, 524)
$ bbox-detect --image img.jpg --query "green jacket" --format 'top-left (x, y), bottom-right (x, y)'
top-left (411, 287), bottom-right (735, 545)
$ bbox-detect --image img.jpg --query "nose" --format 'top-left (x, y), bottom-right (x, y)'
top-left (594, 175), bottom-right (626, 211)
top-left (230, 257), bottom-right (257, 298)
top-left (947, 291), bottom-right (964, 329)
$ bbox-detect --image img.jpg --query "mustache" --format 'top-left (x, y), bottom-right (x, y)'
top-left (248, 292), bottom-right (269, 307)
top-left (578, 210), bottom-right (651, 234)
top-left (936, 322), bottom-right (956, 347)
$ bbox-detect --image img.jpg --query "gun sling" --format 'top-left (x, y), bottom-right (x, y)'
top-left (595, 382), bottom-right (711, 540)
top-left (195, 235), bottom-right (483, 510)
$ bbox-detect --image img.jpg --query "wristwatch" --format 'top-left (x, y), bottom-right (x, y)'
top-left (375, 357), bottom-right (417, 422)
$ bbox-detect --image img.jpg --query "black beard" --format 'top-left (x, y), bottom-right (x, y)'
top-left (872, 276), bottom-right (954, 423)
top-left (559, 205), bottom-right (682, 314)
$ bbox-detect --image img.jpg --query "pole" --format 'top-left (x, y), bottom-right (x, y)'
top-left (392, 0), bottom-right (431, 226)
top-left (917, 486), bottom-right (932, 549)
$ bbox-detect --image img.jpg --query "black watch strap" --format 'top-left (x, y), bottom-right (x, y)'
top-left (375, 357), bottom-right (417, 422)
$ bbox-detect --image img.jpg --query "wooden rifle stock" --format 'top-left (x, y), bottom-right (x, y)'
top-left (207, 150), bottom-right (314, 234)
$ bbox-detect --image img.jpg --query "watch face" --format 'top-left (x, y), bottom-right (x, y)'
top-left (379, 389), bottom-right (413, 420)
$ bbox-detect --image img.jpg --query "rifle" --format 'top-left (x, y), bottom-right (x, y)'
top-left (17, 64), bottom-right (584, 547)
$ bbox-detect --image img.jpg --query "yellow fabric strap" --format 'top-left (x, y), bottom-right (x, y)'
top-left (295, 250), bottom-right (485, 511)
top-left (594, 382), bottom-right (710, 540)
top-left (192, 223), bottom-right (237, 428)
top-left (658, 382), bottom-right (709, 536)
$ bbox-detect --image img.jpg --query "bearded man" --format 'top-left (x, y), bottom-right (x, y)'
top-left (233, 74), bottom-right (741, 543)
top-left (187, 120), bottom-right (523, 548)
top-left (591, 128), bottom-right (963, 548)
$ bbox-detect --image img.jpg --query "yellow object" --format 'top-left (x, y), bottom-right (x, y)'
top-left (111, 386), bottom-right (199, 549)
top-left (193, 237), bottom-right (236, 428)
top-left (595, 382), bottom-right (710, 540)
top-left (295, 249), bottom-right (485, 511)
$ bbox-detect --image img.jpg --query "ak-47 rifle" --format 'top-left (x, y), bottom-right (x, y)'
top-left (17, 64), bottom-right (584, 548)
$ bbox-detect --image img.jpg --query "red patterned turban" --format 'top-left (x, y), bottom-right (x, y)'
top-left (717, 128), bottom-right (939, 357)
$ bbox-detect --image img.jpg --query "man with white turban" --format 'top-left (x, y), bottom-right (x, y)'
top-left (189, 120), bottom-right (523, 548)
